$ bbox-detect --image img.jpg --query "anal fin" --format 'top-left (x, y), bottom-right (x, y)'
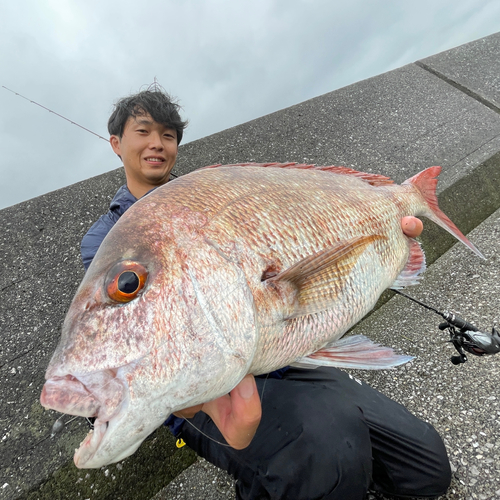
top-left (291, 335), bottom-right (414, 370)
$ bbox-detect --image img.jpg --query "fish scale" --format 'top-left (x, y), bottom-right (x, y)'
top-left (40, 163), bottom-right (483, 468)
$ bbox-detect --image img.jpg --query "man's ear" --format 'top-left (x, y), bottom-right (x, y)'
top-left (110, 135), bottom-right (122, 158)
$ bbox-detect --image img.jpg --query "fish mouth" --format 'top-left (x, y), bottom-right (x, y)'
top-left (40, 370), bottom-right (129, 468)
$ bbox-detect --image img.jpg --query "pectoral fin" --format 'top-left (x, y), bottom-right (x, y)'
top-left (390, 238), bottom-right (426, 289)
top-left (268, 235), bottom-right (385, 319)
top-left (291, 335), bottom-right (414, 370)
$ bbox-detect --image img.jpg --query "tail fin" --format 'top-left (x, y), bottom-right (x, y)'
top-left (403, 167), bottom-right (485, 259)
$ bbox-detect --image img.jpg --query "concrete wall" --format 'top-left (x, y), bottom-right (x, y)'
top-left (1, 31), bottom-right (499, 499)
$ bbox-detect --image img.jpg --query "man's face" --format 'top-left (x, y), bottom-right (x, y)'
top-left (110, 113), bottom-right (178, 190)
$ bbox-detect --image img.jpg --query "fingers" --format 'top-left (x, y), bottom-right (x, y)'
top-left (401, 216), bottom-right (423, 238)
top-left (203, 375), bottom-right (262, 450)
top-left (228, 375), bottom-right (262, 448)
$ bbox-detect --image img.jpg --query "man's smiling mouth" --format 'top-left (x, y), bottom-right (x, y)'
top-left (145, 157), bottom-right (164, 163)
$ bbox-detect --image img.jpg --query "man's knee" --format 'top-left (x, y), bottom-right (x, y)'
top-left (373, 421), bottom-right (451, 498)
top-left (417, 425), bottom-right (452, 497)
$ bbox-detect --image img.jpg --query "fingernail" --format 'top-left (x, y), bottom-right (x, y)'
top-left (237, 376), bottom-right (255, 399)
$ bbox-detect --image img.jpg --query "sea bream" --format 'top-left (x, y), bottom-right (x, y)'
top-left (40, 163), bottom-right (483, 468)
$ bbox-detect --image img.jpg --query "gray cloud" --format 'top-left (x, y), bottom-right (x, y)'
top-left (1, 0), bottom-right (499, 209)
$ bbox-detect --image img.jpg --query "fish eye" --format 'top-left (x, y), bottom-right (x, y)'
top-left (118, 271), bottom-right (140, 294)
top-left (106, 261), bottom-right (148, 303)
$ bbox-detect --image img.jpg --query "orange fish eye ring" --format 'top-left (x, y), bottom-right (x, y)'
top-left (106, 261), bottom-right (148, 303)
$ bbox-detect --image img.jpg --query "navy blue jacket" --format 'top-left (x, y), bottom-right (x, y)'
top-left (81, 183), bottom-right (287, 436)
top-left (81, 185), bottom-right (138, 270)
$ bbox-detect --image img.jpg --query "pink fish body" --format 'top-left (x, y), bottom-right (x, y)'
top-left (40, 163), bottom-right (482, 468)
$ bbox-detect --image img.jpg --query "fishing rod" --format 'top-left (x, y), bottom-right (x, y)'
top-left (1, 85), bottom-right (179, 178)
top-left (393, 289), bottom-right (500, 365)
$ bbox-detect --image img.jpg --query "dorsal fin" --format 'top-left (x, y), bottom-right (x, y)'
top-left (314, 165), bottom-right (394, 186)
top-left (199, 162), bottom-right (395, 186)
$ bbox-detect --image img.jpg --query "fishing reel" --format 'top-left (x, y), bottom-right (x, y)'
top-left (393, 290), bottom-right (500, 365)
top-left (437, 312), bottom-right (500, 365)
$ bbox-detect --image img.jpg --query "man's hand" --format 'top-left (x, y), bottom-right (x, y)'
top-left (175, 216), bottom-right (423, 449)
top-left (174, 374), bottom-right (262, 450)
top-left (401, 216), bottom-right (423, 238)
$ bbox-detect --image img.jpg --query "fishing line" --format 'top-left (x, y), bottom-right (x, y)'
top-left (176, 412), bottom-right (231, 447)
top-left (258, 372), bottom-right (270, 405)
top-left (175, 370), bottom-right (270, 448)
top-left (2, 86), bottom-right (110, 143)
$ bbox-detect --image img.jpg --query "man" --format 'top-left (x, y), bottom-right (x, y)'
top-left (82, 89), bottom-right (451, 499)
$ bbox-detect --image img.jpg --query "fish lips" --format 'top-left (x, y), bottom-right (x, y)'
top-left (40, 369), bottom-right (132, 467)
top-left (41, 370), bottom-right (126, 419)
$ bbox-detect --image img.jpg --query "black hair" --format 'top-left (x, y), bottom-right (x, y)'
top-left (107, 89), bottom-right (188, 144)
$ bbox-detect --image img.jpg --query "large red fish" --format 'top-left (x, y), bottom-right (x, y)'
top-left (40, 163), bottom-right (482, 468)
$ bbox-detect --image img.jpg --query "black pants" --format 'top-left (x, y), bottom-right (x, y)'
top-left (179, 367), bottom-right (451, 500)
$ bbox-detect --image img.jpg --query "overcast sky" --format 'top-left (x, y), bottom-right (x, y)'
top-left (1, 0), bottom-right (499, 210)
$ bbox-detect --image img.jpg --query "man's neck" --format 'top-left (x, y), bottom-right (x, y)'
top-left (127, 181), bottom-right (160, 200)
